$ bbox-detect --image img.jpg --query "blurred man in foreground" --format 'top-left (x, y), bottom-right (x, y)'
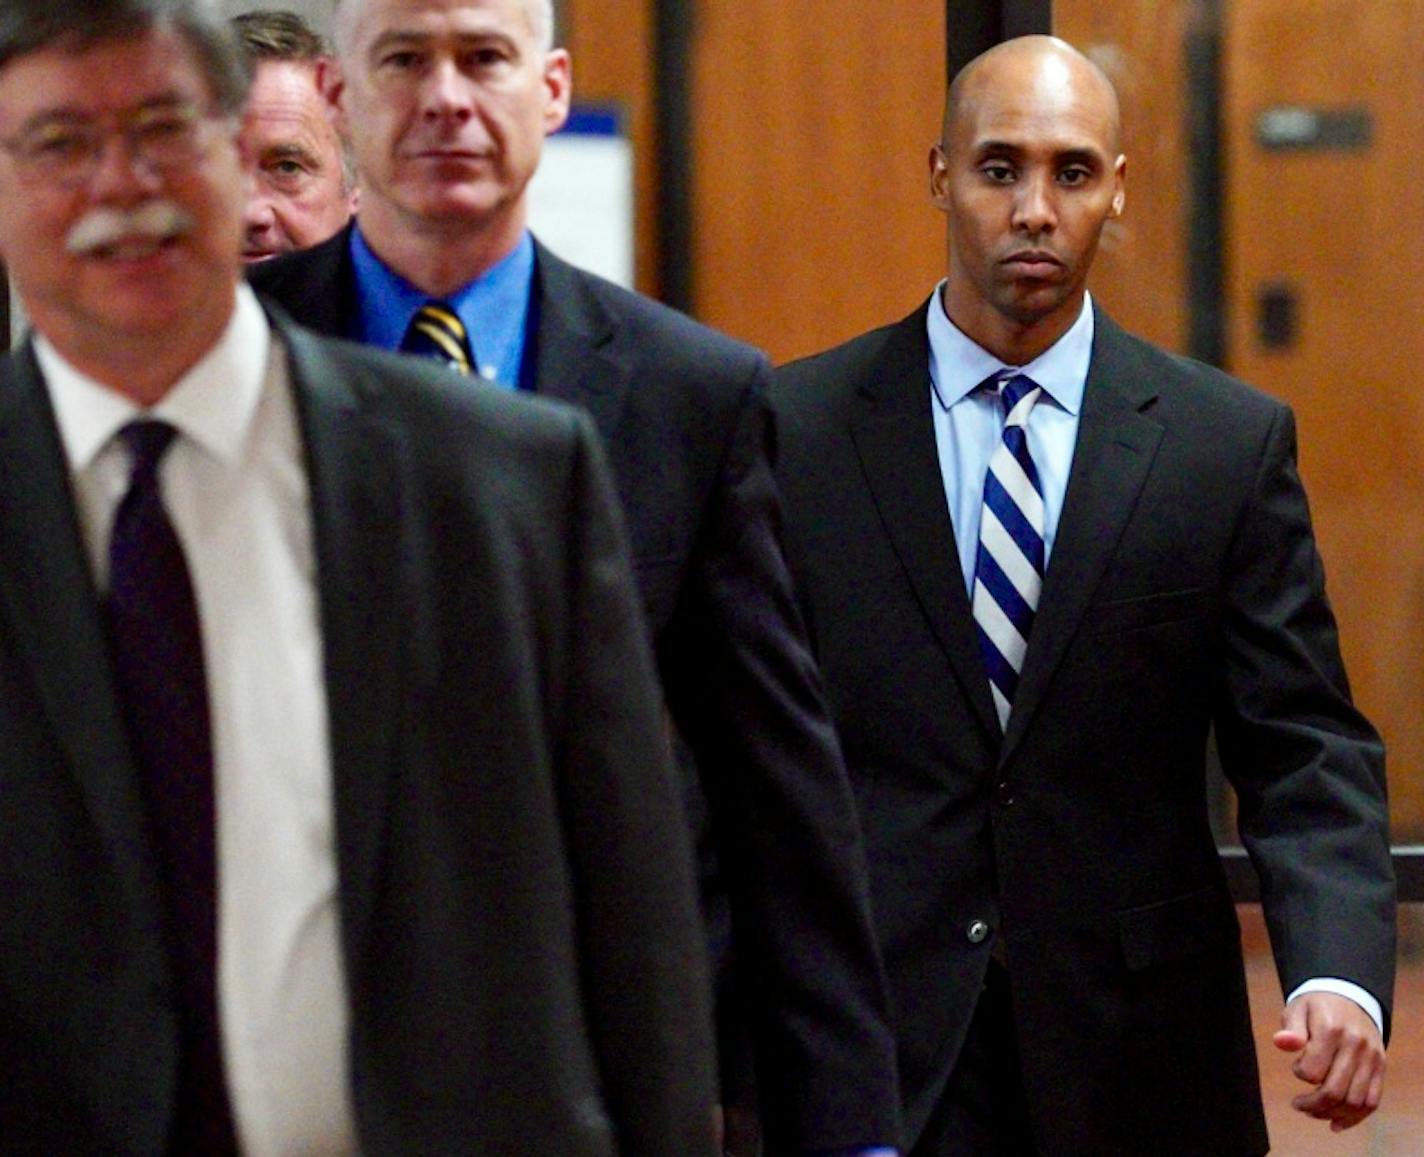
top-left (0, 1), bottom-right (715, 1151)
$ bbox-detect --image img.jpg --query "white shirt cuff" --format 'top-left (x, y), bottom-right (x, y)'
top-left (1284, 977), bottom-right (1385, 1039)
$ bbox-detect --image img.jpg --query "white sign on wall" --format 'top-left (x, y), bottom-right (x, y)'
top-left (527, 104), bottom-right (634, 289)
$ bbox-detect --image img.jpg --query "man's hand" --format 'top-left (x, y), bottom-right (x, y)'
top-left (1273, 992), bottom-right (1386, 1131)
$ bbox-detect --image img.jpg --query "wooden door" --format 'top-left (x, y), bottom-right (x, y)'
top-left (1054, 2), bottom-right (1198, 355)
top-left (1223, 0), bottom-right (1424, 838)
top-left (687, 0), bottom-right (947, 362)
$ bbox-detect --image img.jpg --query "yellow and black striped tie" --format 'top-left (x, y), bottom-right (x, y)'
top-left (400, 301), bottom-right (475, 376)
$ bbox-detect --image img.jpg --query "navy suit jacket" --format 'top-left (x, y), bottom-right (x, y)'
top-left (0, 316), bottom-right (716, 1155)
top-left (770, 304), bottom-right (1396, 1155)
top-left (249, 231), bottom-right (902, 1151)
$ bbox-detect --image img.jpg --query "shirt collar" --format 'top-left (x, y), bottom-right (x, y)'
top-left (39, 283), bottom-right (272, 473)
top-left (927, 285), bottom-right (1094, 415)
top-left (349, 223), bottom-right (535, 384)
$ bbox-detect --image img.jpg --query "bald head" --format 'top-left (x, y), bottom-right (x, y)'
top-left (944, 35), bottom-right (1121, 155)
top-left (930, 34), bottom-right (1126, 364)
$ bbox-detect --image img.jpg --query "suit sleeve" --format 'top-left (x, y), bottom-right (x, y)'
top-left (1214, 404), bottom-right (1396, 1037)
top-left (553, 410), bottom-right (719, 1156)
top-left (658, 364), bottom-right (903, 1151)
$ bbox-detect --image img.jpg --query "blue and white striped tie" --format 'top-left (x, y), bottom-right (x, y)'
top-left (972, 372), bottom-right (1045, 730)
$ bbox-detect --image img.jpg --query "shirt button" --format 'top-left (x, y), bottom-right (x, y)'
top-left (966, 919), bottom-right (991, 944)
top-left (995, 781), bottom-right (1015, 807)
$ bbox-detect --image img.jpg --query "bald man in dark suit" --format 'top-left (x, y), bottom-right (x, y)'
top-left (770, 35), bottom-right (1395, 1156)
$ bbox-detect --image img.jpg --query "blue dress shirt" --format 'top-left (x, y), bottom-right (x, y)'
top-left (349, 226), bottom-right (535, 389)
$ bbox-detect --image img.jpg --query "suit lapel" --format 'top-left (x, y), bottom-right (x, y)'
top-left (247, 223), bottom-right (358, 341)
top-left (849, 310), bottom-right (1001, 740)
top-left (1000, 312), bottom-right (1164, 760)
top-left (281, 323), bottom-right (407, 969)
top-left (0, 347), bottom-right (167, 916)
top-left (528, 244), bottom-right (633, 438)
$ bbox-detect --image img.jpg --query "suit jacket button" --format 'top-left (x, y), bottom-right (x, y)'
top-left (995, 781), bottom-right (1014, 806)
top-left (966, 919), bottom-right (991, 944)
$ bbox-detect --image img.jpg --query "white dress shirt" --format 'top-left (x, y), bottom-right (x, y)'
top-left (924, 286), bottom-right (1384, 1038)
top-left (39, 285), bottom-right (358, 1155)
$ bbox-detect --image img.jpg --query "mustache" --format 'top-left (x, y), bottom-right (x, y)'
top-left (64, 201), bottom-right (195, 255)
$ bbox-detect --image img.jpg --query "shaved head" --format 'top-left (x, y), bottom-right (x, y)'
top-left (930, 34), bottom-right (1127, 363)
top-left (944, 35), bottom-right (1121, 154)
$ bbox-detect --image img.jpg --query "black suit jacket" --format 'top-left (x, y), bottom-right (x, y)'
top-left (248, 230), bottom-right (901, 1150)
top-left (0, 317), bottom-right (716, 1155)
top-left (769, 304), bottom-right (1396, 1155)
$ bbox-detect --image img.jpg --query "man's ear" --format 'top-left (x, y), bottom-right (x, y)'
top-left (543, 48), bottom-right (572, 136)
top-left (1110, 153), bottom-right (1126, 217)
top-left (317, 56), bottom-right (347, 137)
top-left (929, 142), bottom-right (950, 210)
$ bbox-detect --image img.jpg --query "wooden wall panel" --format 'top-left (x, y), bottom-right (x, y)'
top-left (687, 1), bottom-right (946, 363)
top-left (562, 0), bottom-right (659, 294)
top-left (1054, 1), bottom-right (1196, 355)
top-left (1223, 0), bottom-right (1424, 837)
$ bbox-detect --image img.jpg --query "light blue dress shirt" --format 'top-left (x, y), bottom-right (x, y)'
top-left (350, 226), bottom-right (535, 389)
top-left (927, 284), bottom-right (1092, 595)
top-left (924, 286), bottom-right (1383, 1038)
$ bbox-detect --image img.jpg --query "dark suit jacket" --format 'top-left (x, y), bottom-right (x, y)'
top-left (769, 304), bottom-right (1397, 1155)
top-left (248, 229), bottom-right (901, 1150)
top-left (0, 315), bottom-right (717, 1155)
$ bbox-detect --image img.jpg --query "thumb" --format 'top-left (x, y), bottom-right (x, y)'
top-left (1274, 999), bottom-right (1309, 1053)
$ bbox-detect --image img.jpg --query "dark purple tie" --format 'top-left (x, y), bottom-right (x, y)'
top-left (107, 421), bottom-right (238, 1155)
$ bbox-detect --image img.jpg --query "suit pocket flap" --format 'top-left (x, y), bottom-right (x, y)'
top-left (1092, 588), bottom-right (1208, 635)
top-left (1117, 886), bottom-right (1234, 972)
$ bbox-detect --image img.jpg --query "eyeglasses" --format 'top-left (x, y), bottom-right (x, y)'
top-left (0, 102), bottom-right (226, 189)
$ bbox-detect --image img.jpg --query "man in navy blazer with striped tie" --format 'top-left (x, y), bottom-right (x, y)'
top-left (770, 35), bottom-right (1395, 1156)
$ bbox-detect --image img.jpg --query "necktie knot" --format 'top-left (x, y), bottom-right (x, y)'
top-left (995, 372), bottom-right (1042, 427)
top-left (119, 419), bottom-right (178, 483)
top-left (401, 300), bottom-right (475, 375)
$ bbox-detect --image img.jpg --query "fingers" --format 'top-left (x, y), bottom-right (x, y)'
top-left (1281, 994), bottom-right (1386, 1131)
top-left (1273, 996), bottom-right (1309, 1053)
top-left (1291, 1044), bottom-right (1385, 1131)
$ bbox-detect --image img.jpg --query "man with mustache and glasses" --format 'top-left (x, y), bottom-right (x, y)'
top-left (248, 3), bottom-right (902, 1155)
top-left (0, 1), bottom-right (718, 1152)
top-left (769, 36), bottom-right (1395, 1156)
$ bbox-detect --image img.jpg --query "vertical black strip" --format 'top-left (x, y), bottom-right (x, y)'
top-left (947, 0), bottom-right (1053, 81)
top-left (947, 2), bottom-right (1000, 81)
top-left (1184, 2), bottom-right (1232, 842)
top-left (1001, 0), bottom-right (1054, 39)
top-left (654, 0), bottom-right (695, 312)
top-left (1185, 0), bottom-right (1225, 367)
